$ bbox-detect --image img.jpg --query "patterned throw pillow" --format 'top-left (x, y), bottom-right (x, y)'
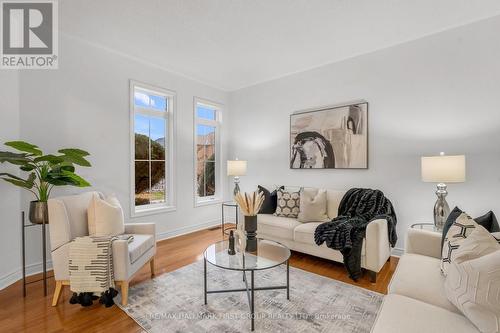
top-left (445, 246), bottom-right (500, 332)
top-left (441, 212), bottom-right (478, 276)
top-left (274, 188), bottom-right (300, 218)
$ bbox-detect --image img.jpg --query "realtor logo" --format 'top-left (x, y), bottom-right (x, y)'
top-left (1, 0), bottom-right (58, 69)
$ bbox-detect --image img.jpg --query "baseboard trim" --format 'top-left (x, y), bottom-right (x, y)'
top-left (0, 260), bottom-right (53, 291)
top-left (391, 247), bottom-right (404, 257)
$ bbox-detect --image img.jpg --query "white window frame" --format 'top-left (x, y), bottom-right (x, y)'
top-left (130, 80), bottom-right (176, 216)
top-left (193, 97), bottom-right (223, 207)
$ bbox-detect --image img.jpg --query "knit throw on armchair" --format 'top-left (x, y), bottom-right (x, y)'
top-left (69, 235), bottom-right (132, 307)
top-left (314, 188), bottom-right (397, 281)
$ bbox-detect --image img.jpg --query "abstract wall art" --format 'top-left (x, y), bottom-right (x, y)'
top-left (290, 102), bottom-right (368, 169)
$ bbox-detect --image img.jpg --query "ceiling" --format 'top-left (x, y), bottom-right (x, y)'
top-left (60, 0), bottom-right (500, 91)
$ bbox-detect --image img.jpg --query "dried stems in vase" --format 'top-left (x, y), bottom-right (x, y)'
top-left (234, 191), bottom-right (265, 216)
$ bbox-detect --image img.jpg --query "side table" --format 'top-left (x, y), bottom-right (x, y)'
top-left (221, 201), bottom-right (239, 237)
top-left (410, 223), bottom-right (441, 233)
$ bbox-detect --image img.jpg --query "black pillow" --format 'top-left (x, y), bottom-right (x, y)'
top-left (441, 206), bottom-right (500, 249)
top-left (476, 211), bottom-right (500, 233)
top-left (257, 185), bottom-right (283, 214)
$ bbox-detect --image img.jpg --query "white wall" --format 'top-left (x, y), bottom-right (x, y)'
top-left (228, 16), bottom-right (500, 253)
top-left (0, 70), bottom-right (21, 288)
top-left (16, 34), bottom-right (229, 271)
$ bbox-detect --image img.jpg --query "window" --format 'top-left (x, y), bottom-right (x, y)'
top-left (194, 98), bottom-right (221, 205)
top-left (130, 81), bottom-right (175, 215)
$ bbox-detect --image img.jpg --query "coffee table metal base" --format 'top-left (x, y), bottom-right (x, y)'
top-left (204, 258), bottom-right (290, 331)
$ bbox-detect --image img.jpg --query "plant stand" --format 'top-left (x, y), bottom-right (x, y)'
top-left (21, 211), bottom-right (50, 297)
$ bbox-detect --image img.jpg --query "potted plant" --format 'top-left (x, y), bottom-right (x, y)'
top-left (0, 141), bottom-right (92, 224)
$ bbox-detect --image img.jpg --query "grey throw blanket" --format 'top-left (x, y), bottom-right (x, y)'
top-left (314, 188), bottom-right (397, 281)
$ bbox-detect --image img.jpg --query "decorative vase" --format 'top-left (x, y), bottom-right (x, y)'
top-left (29, 201), bottom-right (48, 224)
top-left (244, 215), bottom-right (257, 252)
top-left (228, 230), bottom-right (236, 255)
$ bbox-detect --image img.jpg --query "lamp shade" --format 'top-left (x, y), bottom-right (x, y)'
top-left (421, 155), bottom-right (466, 183)
top-left (227, 160), bottom-right (247, 176)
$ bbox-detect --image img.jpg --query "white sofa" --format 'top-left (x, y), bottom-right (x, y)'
top-left (371, 228), bottom-right (497, 333)
top-left (256, 189), bottom-right (392, 282)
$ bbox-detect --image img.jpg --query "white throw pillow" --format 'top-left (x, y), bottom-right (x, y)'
top-left (441, 212), bottom-right (478, 276)
top-left (298, 188), bottom-right (329, 223)
top-left (445, 249), bottom-right (500, 333)
top-left (87, 193), bottom-right (125, 237)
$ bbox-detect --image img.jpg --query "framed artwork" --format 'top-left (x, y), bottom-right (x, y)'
top-left (290, 102), bottom-right (368, 169)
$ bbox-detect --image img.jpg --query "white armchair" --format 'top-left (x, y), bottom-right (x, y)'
top-left (48, 191), bottom-right (156, 306)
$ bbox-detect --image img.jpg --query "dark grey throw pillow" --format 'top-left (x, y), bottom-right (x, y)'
top-left (441, 206), bottom-right (500, 249)
top-left (257, 185), bottom-right (283, 214)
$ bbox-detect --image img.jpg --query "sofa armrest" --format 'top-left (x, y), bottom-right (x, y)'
top-left (124, 223), bottom-right (155, 237)
top-left (405, 228), bottom-right (441, 259)
top-left (365, 218), bottom-right (391, 272)
top-left (112, 239), bottom-right (131, 280)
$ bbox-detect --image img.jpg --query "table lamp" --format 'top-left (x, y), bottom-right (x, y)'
top-left (227, 159), bottom-right (247, 197)
top-left (421, 153), bottom-right (466, 230)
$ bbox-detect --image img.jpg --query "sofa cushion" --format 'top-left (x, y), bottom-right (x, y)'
top-left (326, 189), bottom-right (345, 219)
top-left (294, 222), bottom-right (322, 245)
top-left (274, 188), bottom-right (300, 218)
top-left (298, 188), bottom-right (329, 223)
top-left (257, 214), bottom-right (301, 240)
top-left (127, 234), bottom-right (155, 264)
top-left (293, 222), bottom-right (366, 255)
top-left (258, 185), bottom-right (283, 214)
top-left (371, 294), bottom-right (479, 333)
top-left (389, 253), bottom-right (459, 314)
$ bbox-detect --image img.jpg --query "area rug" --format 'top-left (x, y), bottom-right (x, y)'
top-left (117, 260), bottom-right (383, 332)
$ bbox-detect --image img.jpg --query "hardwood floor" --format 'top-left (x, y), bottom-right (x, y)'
top-left (0, 225), bottom-right (398, 332)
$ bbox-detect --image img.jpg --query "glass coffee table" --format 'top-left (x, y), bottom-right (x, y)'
top-left (203, 238), bottom-right (291, 331)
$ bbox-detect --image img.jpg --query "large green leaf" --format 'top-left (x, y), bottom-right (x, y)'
top-left (50, 164), bottom-right (75, 173)
top-left (0, 151), bottom-right (31, 165)
top-left (0, 172), bottom-right (26, 181)
top-left (34, 154), bottom-right (64, 165)
top-left (60, 154), bottom-right (91, 167)
top-left (45, 175), bottom-right (70, 186)
top-left (46, 169), bottom-right (91, 187)
top-left (0, 178), bottom-right (33, 189)
top-left (58, 148), bottom-right (90, 157)
top-left (60, 170), bottom-right (91, 187)
top-left (20, 164), bottom-right (37, 171)
top-left (5, 141), bottom-right (42, 156)
top-left (27, 172), bottom-right (36, 184)
top-left (0, 172), bottom-right (35, 189)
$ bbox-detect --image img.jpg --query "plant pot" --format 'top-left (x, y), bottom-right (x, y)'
top-left (29, 201), bottom-right (48, 224)
top-left (244, 215), bottom-right (257, 252)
